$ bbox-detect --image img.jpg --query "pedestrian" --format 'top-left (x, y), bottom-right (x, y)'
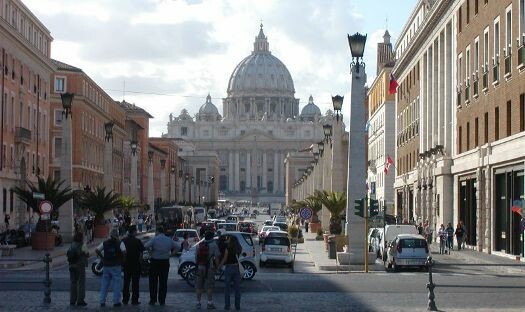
top-left (424, 220), bottom-right (433, 244)
top-left (455, 222), bottom-right (465, 251)
top-left (417, 222), bottom-right (423, 235)
top-left (195, 230), bottom-right (221, 309)
top-left (305, 221), bottom-right (309, 233)
top-left (85, 217), bottom-right (94, 243)
top-left (67, 231), bottom-right (89, 307)
top-left (219, 235), bottom-right (242, 311)
top-left (122, 225), bottom-right (145, 305)
top-left (96, 229), bottom-right (127, 307)
top-left (144, 226), bottom-right (176, 306)
top-left (437, 224), bottom-right (446, 255)
top-left (181, 232), bottom-right (191, 253)
top-left (460, 221), bottom-right (467, 249)
top-left (4, 214), bottom-right (10, 230)
top-left (446, 223), bottom-right (454, 252)
top-left (138, 216), bottom-right (144, 233)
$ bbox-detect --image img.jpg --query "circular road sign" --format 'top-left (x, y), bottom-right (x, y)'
top-left (39, 200), bottom-right (53, 214)
top-left (299, 207), bottom-right (313, 220)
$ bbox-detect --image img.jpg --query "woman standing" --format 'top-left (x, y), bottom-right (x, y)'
top-left (455, 223), bottom-right (465, 250)
top-left (219, 236), bottom-right (242, 310)
top-left (437, 224), bottom-right (446, 254)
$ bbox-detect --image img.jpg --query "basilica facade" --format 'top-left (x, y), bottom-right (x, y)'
top-left (166, 25), bottom-right (330, 203)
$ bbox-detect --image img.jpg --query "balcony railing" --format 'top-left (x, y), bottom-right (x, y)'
top-left (473, 79), bottom-right (479, 97)
top-left (14, 127), bottom-right (31, 145)
top-left (465, 85), bottom-right (470, 103)
top-left (482, 71), bottom-right (488, 90)
top-left (493, 64), bottom-right (499, 84)
top-left (457, 91), bottom-right (462, 107)
top-left (518, 45), bottom-right (525, 68)
top-left (504, 55), bottom-right (512, 78)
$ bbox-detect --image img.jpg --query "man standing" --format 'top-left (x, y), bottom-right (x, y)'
top-left (145, 226), bottom-right (176, 306)
top-left (68, 231), bottom-right (89, 307)
top-left (122, 225), bottom-right (145, 305)
top-left (96, 229), bottom-right (126, 308)
top-left (195, 231), bottom-right (221, 309)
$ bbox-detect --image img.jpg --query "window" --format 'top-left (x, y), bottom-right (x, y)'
top-left (484, 112), bottom-right (489, 144)
top-left (54, 77), bottom-right (65, 93)
top-left (494, 18), bottom-right (500, 64)
top-left (202, 130), bottom-right (209, 137)
top-left (520, 94), bottom-right (525, 132)
top-left (181, 127), bottom-right (188, 136)
top-left (2, 188), bottom-right (6, 213)
top-left (10, 189), bottom-right (13, 212)
top-left (459, 126), bottom-right (463, 153)
top-left (54, 137), bottom-right (62, 159)
top-left (506, 6), bottom-right (512, 55)
top-left (54, 109), bottom-right (63, 126)
top-left (466, 0), bottom-right (470, 24)
top-left (458, 7), bottom-right (463, 33)
top-left (466, 122), bottom-right (470, 150)
top-left (475, 0), bottom-right (479, 15)
top-left (474, 38), bottom-right (479, 77)
top-left (483, 28), bottom-right (489, 71)
top-left (475, 117), bottom-right (479, 147)
top-left (506, 100), bottom-right (511, 136)
top-left (521, 0), bottom-right (525, 44)
top-left (495, 107), bottom-right (500, 140)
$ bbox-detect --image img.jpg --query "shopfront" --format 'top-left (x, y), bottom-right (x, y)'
top-left (459, 176), bottom-right (477, 246)
top-left (493, 165), bottom-right (524, 256)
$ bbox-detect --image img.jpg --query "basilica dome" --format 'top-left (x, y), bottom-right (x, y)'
top-left (300, 95), bottom-right (321, 120)
top-left (227, 25), bottom-right (295, 97)
top-left (197, 94), bottom-right (221, 121)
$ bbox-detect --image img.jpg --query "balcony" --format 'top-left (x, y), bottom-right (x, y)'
top-left (465, 85), bottom-right (470, 104)
top-left (482, 71), bottom-right (488, 91)
top-left (492, 64), bottom-right (500, 85)
top-left (14, 127), bottom-right (31, 145)
top-left (473, 80), bottom-right (479, 98)
top-left (504, 54), bottom-right (512, 78)
top-left (457, 91), bottom-right (462, 108)
top-left (518, 44), bottom-right (524, 69)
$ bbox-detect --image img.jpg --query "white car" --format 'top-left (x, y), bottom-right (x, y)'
top-left (260, 235), bottom-right (293, 268)
top-left (172, 229), bottom-right (200, 254)
top-left (380, 224), bottom-right (419, 261)
top-left (259, 226), bottom-right (280, 240)
top-left (216, 222), bottom-right (237, 236)
top-left (385, 234), bottom-right (430, 272)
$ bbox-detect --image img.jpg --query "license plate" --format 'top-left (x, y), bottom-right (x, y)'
top-left (407, 260), bottom-right (422, 265)
top-left (270, 248), bottom-right (281, 252)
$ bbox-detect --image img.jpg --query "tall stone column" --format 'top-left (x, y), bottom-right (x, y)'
top-left (130, 152), bottom-right (138, 201)
top-left (170, 172), bottom-right (175, 202)
top-left (331, 120), bottom-right (345, 192)
top-left (235, 151), bottom-right (240, 191)
top-left (246, 152), bottom-right (251, 190)
top-left (228, 152), bottom-right (234, 191)
top-left (59, 102), bottom-right (74, 243)
top-left (262, 151), bottom-right (267, 193)
top-left (147, 154), bottom-right (154, 210)
top-left (273, 151), bottom-right (279, 194)
top-left (160, 160), bottom-right (166, 201)
top-left (103, 123), bottom-right (114, 191)
top-left (279, 152), bottom-right (285, 193)
top-left (344, 59), bottom-right (369, 265)
top-left (484, 166), bottom-right (491, 253)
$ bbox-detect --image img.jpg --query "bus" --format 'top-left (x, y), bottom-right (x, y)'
top-left (156, 206), bottom-right (194, 236)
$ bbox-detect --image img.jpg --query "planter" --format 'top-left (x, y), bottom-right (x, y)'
top-left (309, 222), bottom-right (321, 233)
top-left (335, 234), bottom-right (347, 252)
top-left (94, 224), bottom-right (109, 238)
top-left (31, 232), bottom-right (56, 250)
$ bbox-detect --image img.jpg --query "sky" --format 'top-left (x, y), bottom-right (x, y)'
top-left (24, 0), bottom-right (418, 136)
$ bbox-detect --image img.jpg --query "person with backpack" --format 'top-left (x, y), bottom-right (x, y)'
top-left (144, 226), bottom-right (176, 306)
top-left (122, 225), bottom-right (145, 305)
top-left (219, 235), bottom-right (242, 311)
top-left (96, 229), bottom-right (127, 307)
top-left (195, 230), bottom-right (221, 310)
top-left (68, 231), bottom-right (89, 307)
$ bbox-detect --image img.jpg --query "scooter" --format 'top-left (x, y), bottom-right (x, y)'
top-left (92, 250), bottom-right (150, 277)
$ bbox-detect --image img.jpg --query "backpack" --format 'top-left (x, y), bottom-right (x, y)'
top-left (85, 220), bottom-right (93, 230)
top-left (103, 239), bottom-right (122, 267)
top-left (196, 241), bottom-right (210, 266)
top-left (67, 244), bottom-right (81, 264)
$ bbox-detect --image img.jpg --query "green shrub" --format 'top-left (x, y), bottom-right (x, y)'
top-left (316, 228), bottom-right (323, 236)
top-left (288, 226), bottom-right (299, 238)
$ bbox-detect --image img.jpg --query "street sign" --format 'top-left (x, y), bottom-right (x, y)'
top-left (33, 192), bottom-right (45, 200)
top-left (39, 200), bottom-right (53, 214)
top-left (299, 207), bottom-right (313, 220)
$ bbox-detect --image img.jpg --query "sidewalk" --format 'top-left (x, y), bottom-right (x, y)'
top-left (0, 230), bottom-right (154, 270)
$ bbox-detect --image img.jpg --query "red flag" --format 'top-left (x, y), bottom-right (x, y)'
top-left (389, 73), bottom-right (398, 94)
top-left (384, 155), bottom-right (394, 175)
top-left (512, 200), bottom-right (523, 216)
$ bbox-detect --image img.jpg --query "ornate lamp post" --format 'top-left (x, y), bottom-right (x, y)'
top-left (147, 151), bottom-right (154, 211)
top-left (129, 140), bottom-right (139, 201)
top-left (170, 165), bottom-right (176, 202)
top-left (59, 92), bottom-right (74, 243)
top-left (103, 121), bottom-right (114, 190)
top-left (347, 32), bottom-right (367, 73)
top-left (323, 124), bottom-right (332, 142)
top-left (332, 95), bottom-right (344, 122)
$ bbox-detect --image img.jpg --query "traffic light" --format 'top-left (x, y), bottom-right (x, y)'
top-left (354, 198), bottom-right (364, 217)
top-left (369, 199), bottom-right (379, 217)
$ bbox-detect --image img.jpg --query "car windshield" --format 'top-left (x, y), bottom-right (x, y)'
top-left (400, 239), bottom-right (428, 248)
top-left (264, 237), bottom-right (290, 246)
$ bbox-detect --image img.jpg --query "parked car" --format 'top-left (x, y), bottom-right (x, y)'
top-left (178, 231), bottom-right (257, 279)
top-left (260, 235), bottom-right (293, 268)
top-left (380, 224), bottom-right (419, 261)
top-left (226, 215), bottom-right (243, 223)
top-left (259, 226), bottom-right (280, 241)
top-left (368, 228), bottom-right (383, 258)
top-left (238, 221), bottom-right (257, 234)
top-left (273, 221), bottom-right (288, 232)
top-left (264, 220), bottom-right (274, 226)
top-left (199, 221), bottom-right (217, 236)
top-left (172, 229), bottom-right (200, 254)
top-left (384, 234), bottom-right (430, 272)
top-left (216, 222), bottom-right (238, 235)
top-left (266, 230), bottom-right (289, 238)
top-left (272, 215), bottom-right (287, 223)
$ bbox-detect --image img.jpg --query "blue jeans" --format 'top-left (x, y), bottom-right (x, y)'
top-left (100, 265), bottom-right (122, 305)
top-left (224, 264), bottom-right (241, 309)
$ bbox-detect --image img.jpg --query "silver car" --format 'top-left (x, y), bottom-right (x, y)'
top-left (385, 234), bottom-right (430, 272)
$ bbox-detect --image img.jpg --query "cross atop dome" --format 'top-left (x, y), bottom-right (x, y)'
top-left (254, 23), bottom-right (270, 53)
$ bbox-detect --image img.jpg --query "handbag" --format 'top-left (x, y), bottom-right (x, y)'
top-left (236, 255), bottom-right (244, 275)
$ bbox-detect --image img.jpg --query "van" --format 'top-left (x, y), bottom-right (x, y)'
top-left (380, 224), bottom-right (418, 261)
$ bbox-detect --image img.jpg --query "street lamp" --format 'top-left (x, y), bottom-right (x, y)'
top-left (347, 32), bottom-right (367, 73)
top-left (171, 165), bottom-right (176, 174)
top-left (323, 124), bottom-right (332, 141)
top-left (60, 92), bottom-right (74, 118)
top-left (130, 140), bottom-right (138, 156)
top-left (332, 95), bottom-right (344, 121)
top-left (104, 121), bottom-right (114, 141)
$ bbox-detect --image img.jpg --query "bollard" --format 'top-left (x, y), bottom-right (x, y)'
top-left (426, 256), bottom-right (438, 311)
top-left (43, 253), bottom-right (52, 304)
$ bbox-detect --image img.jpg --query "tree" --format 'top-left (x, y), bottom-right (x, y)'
top-left (13, 176), bottom-right (73, 232)
top-left (304, 190), bottom-right (323, 222)
top-left (81, 187), bottom-right (121, 225)
top-left (317, 190), bottom-right (346, 234)
top-left (119, 195), bottom-right (136, 216)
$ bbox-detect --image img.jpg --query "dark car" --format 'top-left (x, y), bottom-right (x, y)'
top-left (199, 222), bottom-right (217, 236)
top-left (273, 222), bottom-right (288, 232)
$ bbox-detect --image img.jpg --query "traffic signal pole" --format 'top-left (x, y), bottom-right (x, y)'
top-left (365, 196), bottom-right (369, 273)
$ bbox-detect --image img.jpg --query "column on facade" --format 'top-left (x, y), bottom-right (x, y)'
top-left (475, 168), bottom-right (483, 251)
top-left (235, 151), bottom-right (240, 191)
top-left (103, 136), bottom-right (113, 191)
top-left (262, 151), bottom-right (267, 193)
top-left (444, 22), bottom-right (453, 154)
top-left (246, 151), bottom-right (251, 191)
top-left (228, 152), bottom-right (234, 191)
top-left (483, 166), bottom-right (491, 254)
top-left (170, 172), bottom-right (175, 202)
top-left (279, 152), bottom-right (285, 193)
top-left (160, 161), bottom-right (166, 201)
top-left (59, 111), bottom-right (74, 243)
top-left (147, 160), bottom-right (154, 210)
top-left (131, 152), bottom-right (138, 200)
top-left (331, 120), bottom-right (345, 193)
top-left (272, 151), bottom-right (278, 194)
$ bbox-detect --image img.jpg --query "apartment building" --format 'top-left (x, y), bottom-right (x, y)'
top-left (451, 0), bottom-right (525, 257)
top-left (149, 137), bottom-right (180, 203)
top-left (366, 31), bottom-right (396, 214)
top-left (0, 0), bottom-right (53, 228)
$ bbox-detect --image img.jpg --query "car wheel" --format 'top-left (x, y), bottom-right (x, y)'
top-left (179, 262), bottom-right (196, 279)
top-left (241, 261), bottom-right (256, 280)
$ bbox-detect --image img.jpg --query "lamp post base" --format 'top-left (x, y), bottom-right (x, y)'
top-left (336, 250), bottom-right (376, 265)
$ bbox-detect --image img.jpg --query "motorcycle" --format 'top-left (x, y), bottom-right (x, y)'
top-left (92, 250), bottom-right (150, 277)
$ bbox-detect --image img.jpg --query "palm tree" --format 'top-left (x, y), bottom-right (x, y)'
top-left (81, 187), bottom-right (121, 225)
top-left (318, 190), bottom-right (346, 234)
top-left (13, 176), bottom-right (73, 232)
top-left (305, 190), bottom-right (323, 222)
top-left (119, 195), bottom-right (136, 217)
